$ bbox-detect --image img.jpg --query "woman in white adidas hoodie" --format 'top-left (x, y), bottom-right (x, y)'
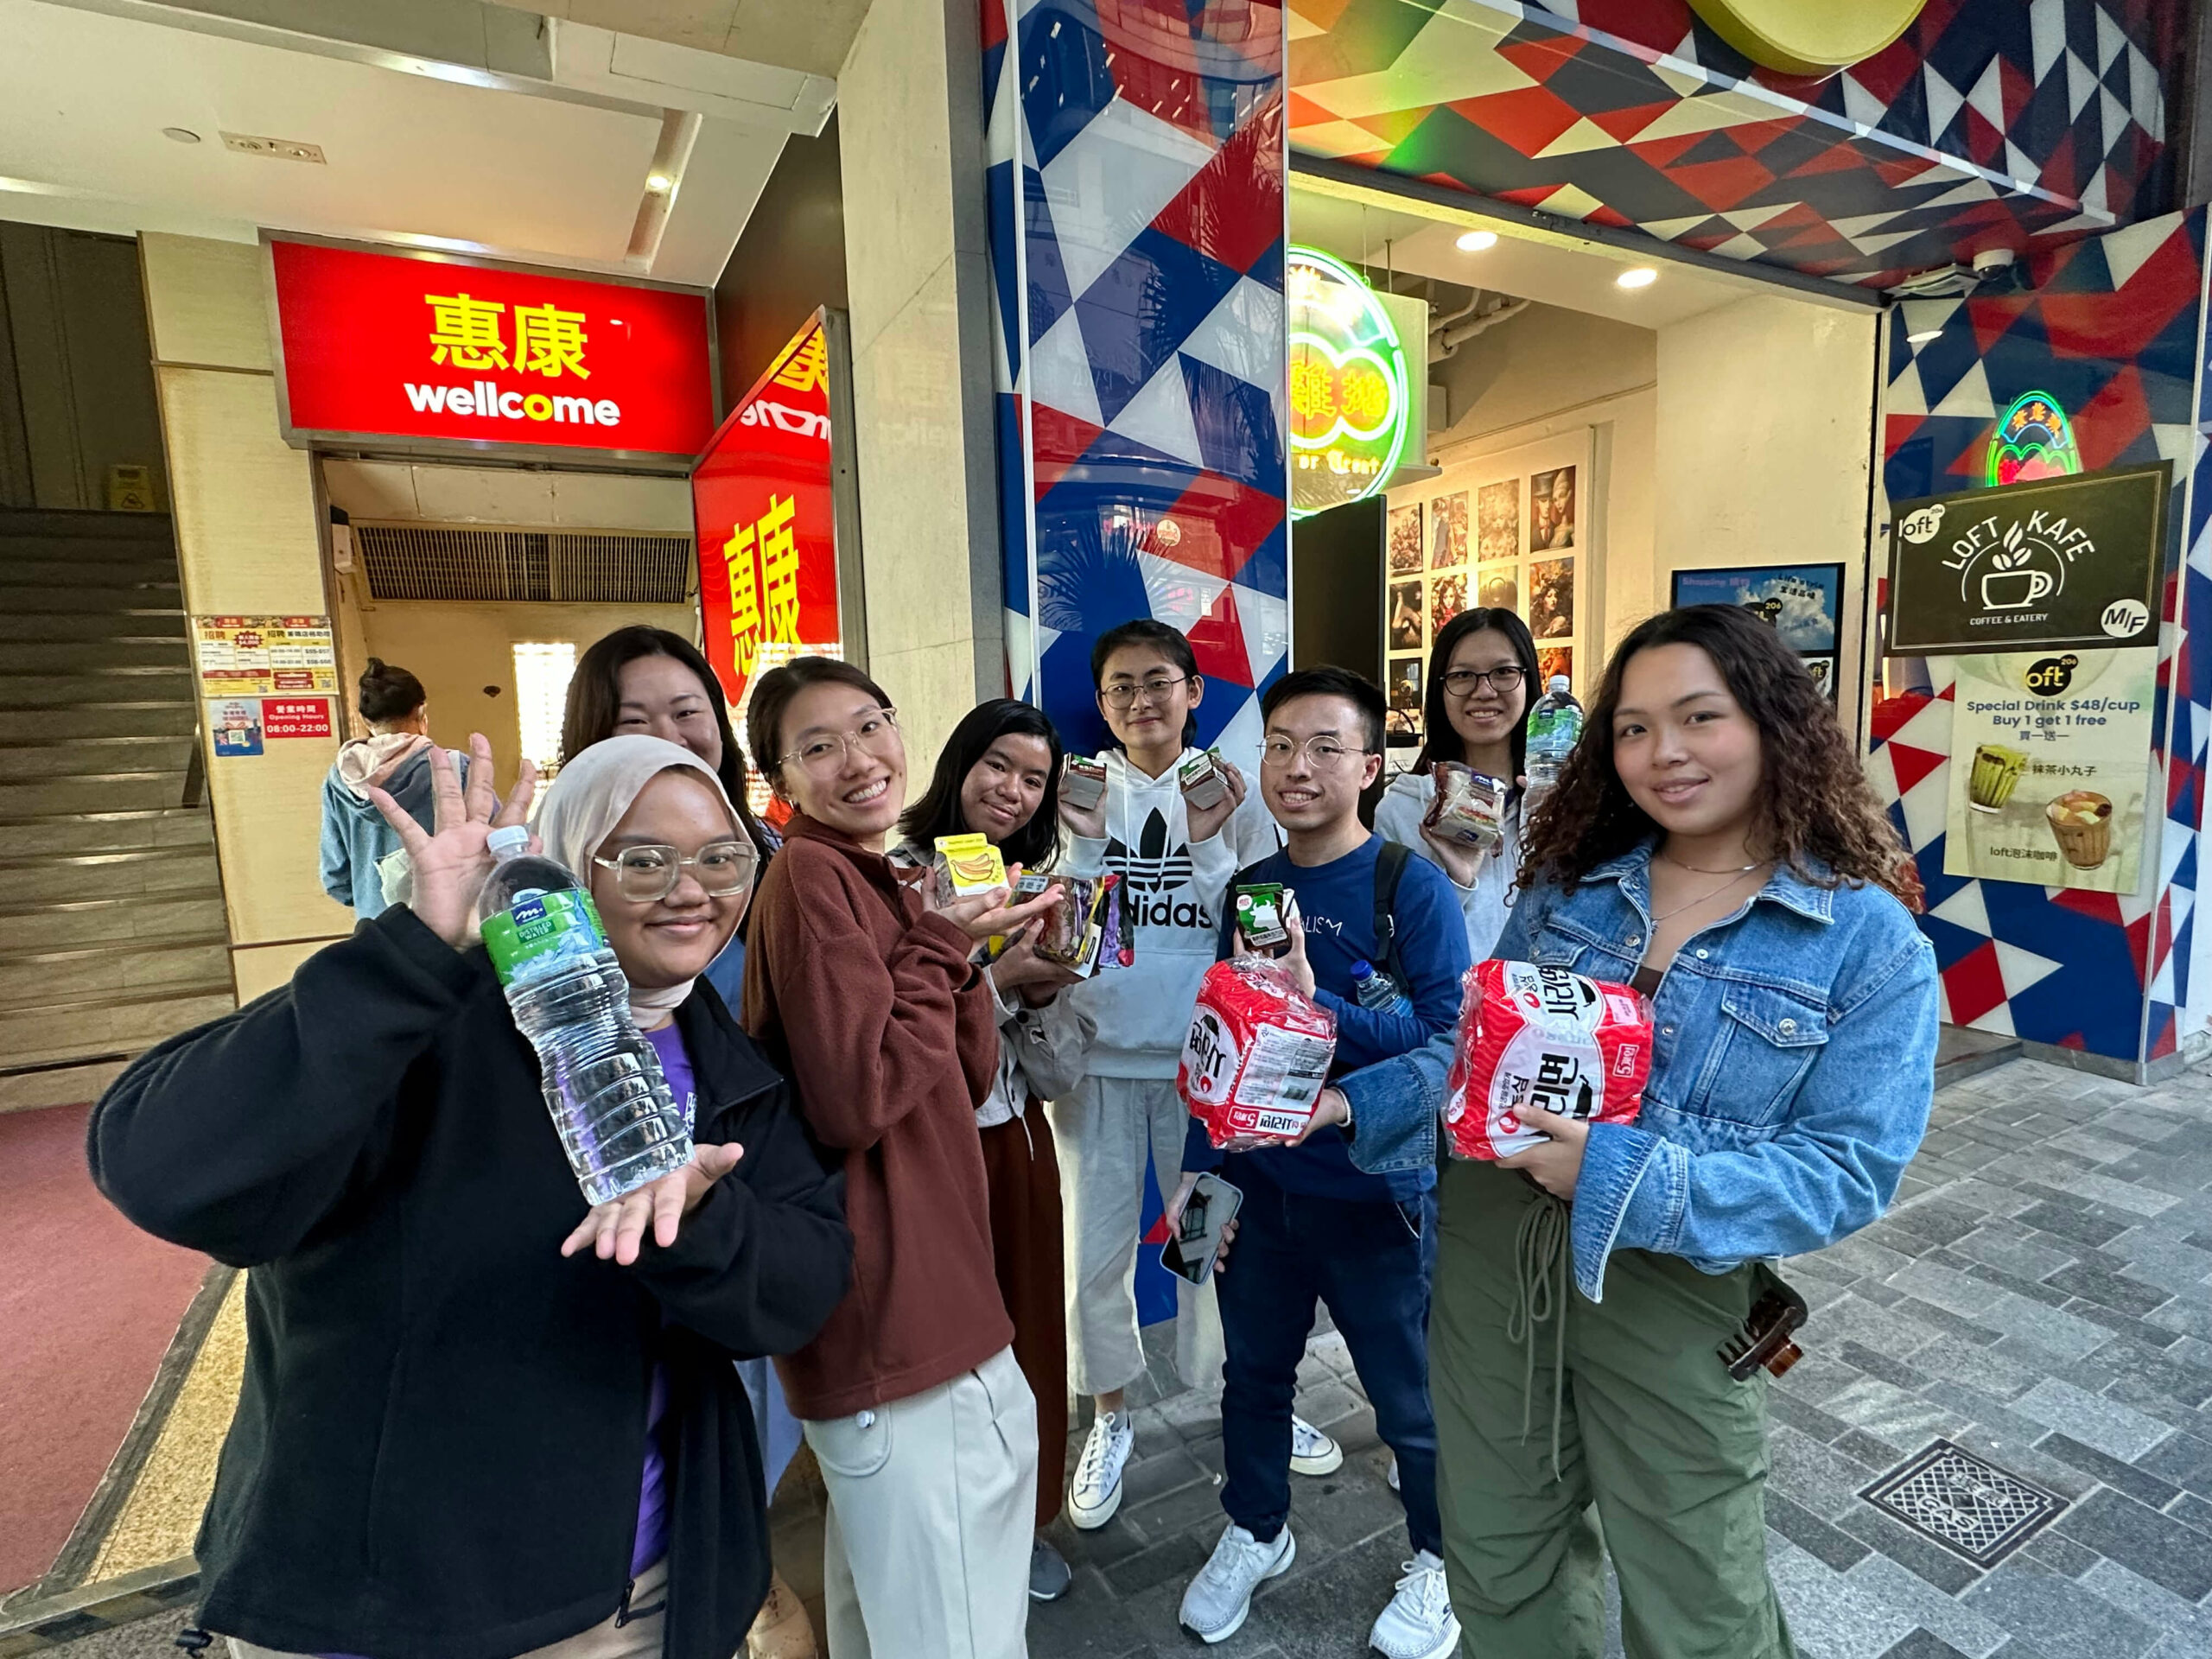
top-left (1371, 607), bottom-right (1538, 958)
top-left (1052, 620), bottom-right (1280, 1531)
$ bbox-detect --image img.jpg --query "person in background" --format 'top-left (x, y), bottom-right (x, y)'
top-left (1303, 605), bottom-right (1939, 1658)
top-left (1373, 607), bottom-right (1539, 960)
top-left (742, 658), bottom-right (1064, 1659)
top-left (92, 734), bottom-right (850, 1659)
top-left (893, 698), bottom-right (1094, 1605)
top-left (560, 625), bottom-right (809, 1658)
top-left (1170, 668), bottom-right (1468, 1656)
top-left (319, 658), bottom-right (466, 920)
top-left (1054, 619), bottom-right (1284, 1533)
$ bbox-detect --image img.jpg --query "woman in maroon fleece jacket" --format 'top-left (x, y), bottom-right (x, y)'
top-left (741, 657), bottom-right (1061, 1659)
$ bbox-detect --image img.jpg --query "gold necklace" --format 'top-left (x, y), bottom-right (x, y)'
top-left (1658, 848), bottom-right (1761, 877)
top-left (1648, 865), bottom-right (1763, 924)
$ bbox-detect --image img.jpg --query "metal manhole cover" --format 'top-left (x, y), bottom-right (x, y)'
top-left (1858, 1439), bottom-right (2068, 1568)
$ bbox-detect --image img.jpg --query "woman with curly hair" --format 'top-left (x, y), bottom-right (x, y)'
top-left (1292, 604), bottom-right (1939, 1658)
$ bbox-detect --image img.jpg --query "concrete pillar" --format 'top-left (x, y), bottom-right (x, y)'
top-left (836, 0), bottom-right (1003, 783)
top-left (139, 233), bottom-right (353, 1000)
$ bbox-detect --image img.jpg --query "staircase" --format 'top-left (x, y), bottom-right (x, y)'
top-left (0, 509), bottom-right (233, 1113)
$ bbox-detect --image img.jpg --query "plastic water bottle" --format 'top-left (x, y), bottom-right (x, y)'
top-left (1350, 960), bottom-right (1413, 1017)
top-left (477, 824), bottom-right (691, 1205)
top-left (1523, 676), bottom-right (1584, 814)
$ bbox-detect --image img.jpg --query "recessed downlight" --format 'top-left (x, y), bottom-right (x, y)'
top-left (162, 127), bottom-right (201, 144)
top-left (1906, 327), bottom-right (1943, 344)
top-left (1455, 229), bottom-right (1497, 253)
top-left (1616, 266), bottom-right (1658, 289)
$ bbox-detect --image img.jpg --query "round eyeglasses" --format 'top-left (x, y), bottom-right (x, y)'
top-left (1099, 674), bottom-right (1193, 710)
top-left (593, 839), bottom-right (759, 903)
top-left (1261, 737), bottom-right (1370, 771)
top-left (1440, 665), bottom-right (1527, 697)
top-left (777, 708), bottom-right (900, 780)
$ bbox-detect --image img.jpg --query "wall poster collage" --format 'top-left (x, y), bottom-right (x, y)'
top-left (1384, 432), bottom-right (1590, 751)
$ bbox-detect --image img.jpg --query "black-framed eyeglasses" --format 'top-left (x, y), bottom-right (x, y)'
top-left (592, 840), bottom-right (759, 902)
top-left (1440, 665), bottom-right (1527, 696)
top-left (1099, 674), bottom-right (1194, 709)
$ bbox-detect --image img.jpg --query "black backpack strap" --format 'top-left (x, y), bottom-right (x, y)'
top-left (1372, 839), bottom-right (1411, 985)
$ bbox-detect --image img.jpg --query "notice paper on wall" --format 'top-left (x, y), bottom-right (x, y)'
top-left (206, 695), bottom-right (334, 758)
top-left (194, 615), bottom-right (338, 696)
top-left (1940, 648), bottom-right (2154, 896)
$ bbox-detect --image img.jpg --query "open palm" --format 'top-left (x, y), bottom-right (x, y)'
top-left (366, 734), bottom-right (538, 948)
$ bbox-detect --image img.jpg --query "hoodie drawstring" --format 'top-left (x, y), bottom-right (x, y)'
top-left (1504, 1186), bottom-right (1570, 1481)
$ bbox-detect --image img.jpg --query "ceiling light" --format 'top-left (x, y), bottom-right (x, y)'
top-left (1616, 266), bottom-right (1658, 289)
top-left (1906, 327), bottom-right (1943, 344)
top-left (162, 127), bottom-right (201, 144)
top-left (645, 174), bottom-right (673, 193)
top-left (1455, 229), bottom-right (1497, 253)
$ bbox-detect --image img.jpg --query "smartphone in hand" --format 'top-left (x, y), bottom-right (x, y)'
top-left (1160, 1172), bottom-right (1243, 1284)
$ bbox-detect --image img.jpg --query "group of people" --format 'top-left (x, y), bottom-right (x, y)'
top-left (99, 599), bottom-right (1941, 1659)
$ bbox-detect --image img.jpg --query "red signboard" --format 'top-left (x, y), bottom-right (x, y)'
top-left (268, 237), bottom-right (715, 460)
top-left (693, 315), bottom-right (842, 718)
top-left (263, 696), bottom-right (334, 740)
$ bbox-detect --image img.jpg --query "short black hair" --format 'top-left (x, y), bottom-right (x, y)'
top-left (898, 698), bottom-right (1065, 870)
top-left (746, 656), bottom-right (894, 793)
top-left (1090, 619), bottom-right (1200, 747)
top-left (1414, 607), bottom-right (1540, 778)
top-left (356, 658), bottom-right (425, 724)
top-left (1262, 666), bottom-right (1386, 754)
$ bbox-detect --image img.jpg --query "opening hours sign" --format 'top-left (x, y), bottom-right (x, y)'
top-left (693, 314), bottom-right (844, 726)
top-left (266, 235), bottom-right (716, 463)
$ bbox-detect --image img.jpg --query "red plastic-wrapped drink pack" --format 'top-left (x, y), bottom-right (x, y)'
top-left (1179, 957), bottom-right (1338, 1145)
top-left (1444, 959), bottom-right (1654, 1160)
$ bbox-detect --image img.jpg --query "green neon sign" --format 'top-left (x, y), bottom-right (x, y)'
top-left (1287, 246), bottom-right (1409, 520)
top-left (1988, 390), bottom-right (2080, 488)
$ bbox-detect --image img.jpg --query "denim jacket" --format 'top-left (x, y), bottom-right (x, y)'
top-left (1334, 842), bottom-right (1939, 1301)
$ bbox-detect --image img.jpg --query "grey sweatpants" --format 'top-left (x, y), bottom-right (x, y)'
top-left (1051, 1074), bottom-right (1224, 1398)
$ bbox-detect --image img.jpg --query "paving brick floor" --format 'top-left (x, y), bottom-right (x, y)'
top-left (35, 1057), bottom-right (2212, 1658)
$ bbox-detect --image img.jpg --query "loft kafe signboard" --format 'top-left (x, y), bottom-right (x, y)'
top-left (1885, 461), bottom-right (2168, 656)
top-left (265, 234), bottom-right (716, 467)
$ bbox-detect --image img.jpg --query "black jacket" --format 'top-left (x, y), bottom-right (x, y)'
top-left (88, 907), bottom-right (852, 1659)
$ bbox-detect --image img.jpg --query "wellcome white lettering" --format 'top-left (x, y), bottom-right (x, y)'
top-left (400, 383), bottom-right (625, 431)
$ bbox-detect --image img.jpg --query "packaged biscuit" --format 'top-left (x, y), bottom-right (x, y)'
top-left (1179, 749), bottom-right (1230, 813)
top-left (1443, 959), bottom-right (1653, 1160)
top-left (1061, 754), bottom-right (1108, 812)
top-left (1179, 957), bottom-right (1338, 1145)
top-left (1013, 869), bottom-right (1135, 975)
top-left (1234, 883), bottom-right (1294, 950)
top-left (1424, 763), bottom-right (1509, 851)
top-left (931, 833), bottom-right (1007, 908)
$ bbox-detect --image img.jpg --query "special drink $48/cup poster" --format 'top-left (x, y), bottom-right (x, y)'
top-left (1941, 648), bottom-right (2154, 896)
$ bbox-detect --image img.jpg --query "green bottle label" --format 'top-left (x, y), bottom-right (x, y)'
top-left (481, 888), bottom-right (609, 984)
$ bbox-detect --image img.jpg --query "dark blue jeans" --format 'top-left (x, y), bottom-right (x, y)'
top-left (1214, 1159), bottom-right (1442, 1556)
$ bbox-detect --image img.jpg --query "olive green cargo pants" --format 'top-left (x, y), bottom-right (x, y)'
top-left (1431, 1160), bottom-right (1796, 1659)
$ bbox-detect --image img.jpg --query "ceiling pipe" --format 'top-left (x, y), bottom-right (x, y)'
top-left (1430, 296), bottom-right (1531, 363)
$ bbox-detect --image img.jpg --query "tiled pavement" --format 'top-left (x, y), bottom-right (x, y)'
top-left (34, 1057), bottom-right (2212, 1658)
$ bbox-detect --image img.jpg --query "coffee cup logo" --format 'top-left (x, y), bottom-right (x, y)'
top-left (1981, 566), bottom-right (2055, 609)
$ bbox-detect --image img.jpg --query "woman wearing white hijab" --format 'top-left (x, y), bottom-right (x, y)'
top-left (91, 733), bottom-right (852, 1659)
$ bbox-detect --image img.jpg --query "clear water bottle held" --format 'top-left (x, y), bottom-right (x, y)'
top-left (1523, 675), bottom-right (1584, 810)
top-left (477, 824), bottom-right (692, 1205)
top-left (1350, 959), bottom-right (1413, 1018)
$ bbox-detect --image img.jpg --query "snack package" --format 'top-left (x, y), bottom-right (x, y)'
top-left (1179, 749), bottom-right (1229, 812)
top-left (1061, 754), bottom-right (1109, 813)
top-left (1179, 957), bottom-right (1338, 1145)
top-left (1013, 869), bottom-right (1135, 975)
top-left (931, 833), bottom-right (1007, 907)
top-left (1233, 883), bottom-right (1296, 950)
top-left (1096, 873), bottom-right (1134, 969)
top-left (1424, 763), bottom-right (1509, 850)
top-left (1443, 959), bottom-right (1653, 1160)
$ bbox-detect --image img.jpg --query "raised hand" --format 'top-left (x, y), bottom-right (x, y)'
top-left (939, 862), bottom-right (1065, 944)
top-left (1186, 759), bottom-right (1247, 844)
top-left (365, 735), bottom-right (537, 950)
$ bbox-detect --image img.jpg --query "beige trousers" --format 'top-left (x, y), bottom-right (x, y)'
top-left (803, 1344), bottom-right (1036, 1659)
top-left (228, 1557), bottom-right (676, 1659)
top-left (1052, 1075), bottom-right (1224, 1397)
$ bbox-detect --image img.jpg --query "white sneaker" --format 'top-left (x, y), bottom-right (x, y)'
top-left (1068, 1409), bottom-right (1135, 1529)
top-left (1388, 1455), bottom-right (1401, 1491)
top-left (1290, 1414), bottom-right (1343, 1477)
top-left (1179, 1522), bottom-right (1296, 1643)
top-left (1368, 1551), bottom-right (1459, 1659)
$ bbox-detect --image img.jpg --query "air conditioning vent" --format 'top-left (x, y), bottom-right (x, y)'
top-left (354, 524), bottom-right (695, 604)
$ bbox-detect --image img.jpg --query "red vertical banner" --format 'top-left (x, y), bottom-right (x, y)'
top-left (693, 316), bottom-right (843, 739)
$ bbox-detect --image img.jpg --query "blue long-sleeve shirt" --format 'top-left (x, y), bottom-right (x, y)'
top-left (1183, 835), bottom-right (1471, 1201)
